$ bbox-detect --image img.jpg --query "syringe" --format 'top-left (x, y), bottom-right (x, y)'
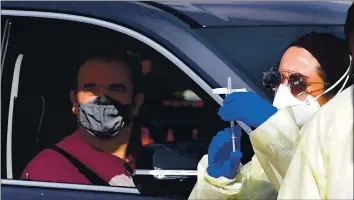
top-left (227, 77), bottom-right (236, 152)
top-left (212, 78), bottom-right (253, 152)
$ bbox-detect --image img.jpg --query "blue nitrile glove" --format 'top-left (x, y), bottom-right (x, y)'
top-left (218, 91), bottom-right (277, 127)
top-left (207, 126), bottom-right (243, 179)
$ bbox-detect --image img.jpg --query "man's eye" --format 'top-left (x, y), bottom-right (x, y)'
top-left (83, 83), bottom-right (97, 92)
top-left (110, 87), bottom-right (125, 92)
top-left (83, 86), bottom-right (96, 92)
top-left (110, 85), bottom-right (126, 92)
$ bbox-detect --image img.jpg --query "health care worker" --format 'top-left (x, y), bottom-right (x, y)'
top-left (189, 33), bottom-right (353, 199)
top-left (277, 4), bottom-right (354, 199)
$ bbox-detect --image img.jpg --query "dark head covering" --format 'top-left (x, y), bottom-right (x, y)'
top-left (288, 32), bottom-right (351, 94)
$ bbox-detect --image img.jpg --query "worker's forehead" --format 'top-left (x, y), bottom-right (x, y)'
top-left (78, 60), bottom-right (132, 84)
top-left (279, 46), bottom-right (319, 78)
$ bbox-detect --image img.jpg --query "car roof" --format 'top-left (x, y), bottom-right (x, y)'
top-left (1, 1), bottom-right (351, 28)
top-left (154, 1), bottom-right (351, 27)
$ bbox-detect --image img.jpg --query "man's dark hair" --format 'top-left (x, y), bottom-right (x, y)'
top-left (287, 32), bottom-right (351, 95)
top-left (71, 42), bottom-right (144, 96)
top-left (344, 2), bottom-right (354, 40)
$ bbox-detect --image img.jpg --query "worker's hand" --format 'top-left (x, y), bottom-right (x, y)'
top-left (218, 91), bottom-right (277, 127)
top-left (207, 127), bottom-right (242, 179)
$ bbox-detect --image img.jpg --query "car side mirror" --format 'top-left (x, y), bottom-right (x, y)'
top-left (132, 139), bottom-right (210, 198)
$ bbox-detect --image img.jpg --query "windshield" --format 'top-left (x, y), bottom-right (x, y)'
top-left (196, 26), bottom-right (344, 98)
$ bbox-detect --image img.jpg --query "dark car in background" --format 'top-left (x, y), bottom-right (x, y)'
top-left (1, 1), bottom-right (351, 199)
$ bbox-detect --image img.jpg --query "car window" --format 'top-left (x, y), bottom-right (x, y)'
top-left (1, 16), bottom-right (228, 197)
top-left (196, 26), bottom-right (345, 99)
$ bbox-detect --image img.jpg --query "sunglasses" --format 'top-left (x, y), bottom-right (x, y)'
top-left (261, 67), bottom-right (328, 97)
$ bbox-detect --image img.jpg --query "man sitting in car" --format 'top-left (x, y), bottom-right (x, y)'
top-left (21, 43), bottom-right (150, 187)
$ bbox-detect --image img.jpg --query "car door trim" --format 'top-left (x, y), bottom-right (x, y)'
top-left (1, 179), bottom-right (140, 194)
top-left (6, 54), bottom-right (24, 179)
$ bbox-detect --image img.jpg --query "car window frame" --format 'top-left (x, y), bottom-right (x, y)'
top-left (1, 9), bottom-right (225, 195)
top-left (1, 16), bottom-right (15, 180)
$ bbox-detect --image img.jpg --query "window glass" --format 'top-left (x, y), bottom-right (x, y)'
top-left (196, 26), bottom-right (345, 98)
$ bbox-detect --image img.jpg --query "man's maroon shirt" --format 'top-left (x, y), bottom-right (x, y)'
top-left (21, 131), bottom-right (135, 186)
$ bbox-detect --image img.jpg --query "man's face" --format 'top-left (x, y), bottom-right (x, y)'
top-left (76, 59), bottom-right (133, 104)
top-left (70, 59), bottom-right (144, 117)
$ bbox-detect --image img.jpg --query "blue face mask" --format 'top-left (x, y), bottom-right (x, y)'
top-left (77, 95), bottom-right (132, 138)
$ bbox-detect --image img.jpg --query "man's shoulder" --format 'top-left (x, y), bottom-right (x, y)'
top-left (21, 148), bottom-right (66, 177)
top-left (26, 148), bottom-right (67, 166)
top-left (23, 132), bottom-right (77, 175)
top-left (21, 142), bottom-right (93, 184)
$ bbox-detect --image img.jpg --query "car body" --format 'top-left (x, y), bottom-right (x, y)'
top-left (1, 1), bottom-right (351, 199)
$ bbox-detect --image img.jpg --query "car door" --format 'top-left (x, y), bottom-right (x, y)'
top-left (1, 3), bottom-right (234, 200)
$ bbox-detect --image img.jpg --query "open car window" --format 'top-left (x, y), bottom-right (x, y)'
top-left (0, 15), bottom-right (229, 199)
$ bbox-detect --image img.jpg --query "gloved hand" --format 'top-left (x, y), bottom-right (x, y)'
top-left (218, 91), bottom-right (277, 127)
top-left (207, 126), bottom-right (243, 179)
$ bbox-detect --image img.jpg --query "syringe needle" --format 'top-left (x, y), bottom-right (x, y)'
top-left (227, 77), bottom-right (236, 152)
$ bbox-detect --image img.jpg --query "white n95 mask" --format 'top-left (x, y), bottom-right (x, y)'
top-left (272, 84), bottom-right (320, 127)
top-left (272, 55), bottom-right (352, 127)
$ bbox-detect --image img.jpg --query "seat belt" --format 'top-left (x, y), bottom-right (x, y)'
top-left (51, 145), bottom-right (109, 186)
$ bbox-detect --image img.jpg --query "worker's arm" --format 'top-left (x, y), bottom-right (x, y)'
top-left (250, 107), bottom-right (301, 191)
top-left (218, 91), bottom-right (302, 191)
top-left (277, 127), bottom-right (324, 199)
top-left (189, 107), bottom-right (299, 200)
top-left (188, 155), bottom-right (277, 200)
top-left (276, 109), bottom-right (327, 199)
